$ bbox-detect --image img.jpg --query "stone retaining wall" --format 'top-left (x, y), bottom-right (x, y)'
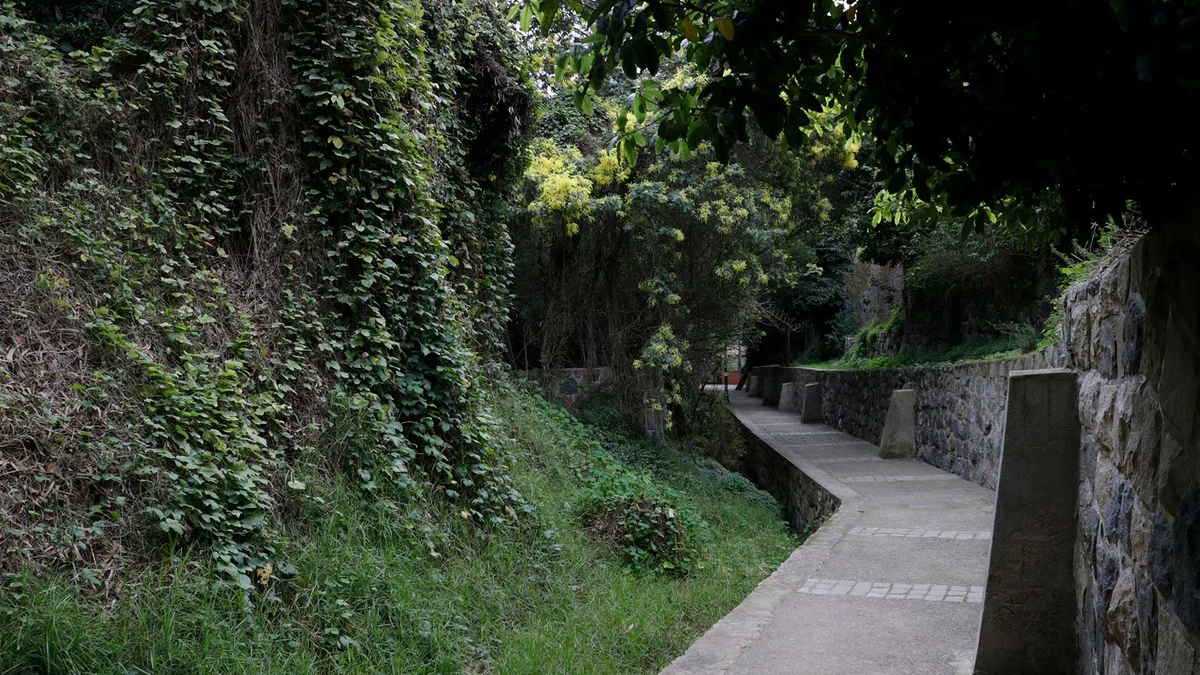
top-left (737, 423), bottom-right (841, 537)
top-left (759, 350), bottom-right (1058, 489)
top-left (755, 224), bottom-right (1200, 673)
top-left (519, 367), bottom-right (613, 410)
top-left (1067, 226), bottom-right (1200, 675)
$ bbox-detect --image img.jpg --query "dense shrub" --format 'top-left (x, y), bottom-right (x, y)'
top-left (576, 450), bottom-right (708, 576)
top-left (573, 390), bottom-right (640, 437)
top-left (694, 457), bottom-right (782, 514)
top-left (674, 391), bottom-right (746, 469)
top-left (847, 307), bottom-right (904, 360)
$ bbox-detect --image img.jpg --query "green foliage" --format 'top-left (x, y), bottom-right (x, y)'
top-left (804, 330), bottom-right (1038, 371)
top-left (0, 0), bottom-right (534, 584)
top-left (822, 304), bottom-right (860, 361)
top-left (525, 385), bottom-right (710, 576)
top-left (533, 0), bottom-right (1200, 230)
top-left (857, 216), bottom-right (1062, 295)
top-left (282, 0), bottom-right (528, 522)
top-left (672, 391), bottom-right (746, 469)
top-left (993, 321), bottom-right (1041, 355)
top-left (509, 105), bottom-right (855, 424)
top-left (1054, 219), bottom-right (1129, 288)
top-left (694, 458), bottom-right (780, 514)
top-left (847, 211), bottom-right (1067, 355)
top-left (846, 307), bottom-right (904, 360)
top-left (0, 1), bottom-right (813, 668)
top-left (577, 449), bottom-right (707, 575)
top-left (13, 0), bottom-right (139, 50)
top-left (0, 382), bottom-right (797, 674)
top-left (2, 0), bottom-right (291, 580)
top-left (1038, 218), bottom-right (1144, 349)
top-left (573, 390), bottom-right (640, 437)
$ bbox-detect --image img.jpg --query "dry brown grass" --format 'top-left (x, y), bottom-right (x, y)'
top-left (0, 241), bottom-right (134, 593)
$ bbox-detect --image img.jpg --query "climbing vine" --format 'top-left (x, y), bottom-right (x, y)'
top-left (0, 0), bottom-right (534, 586)
top-left (282, 0), bottom-right (529, 521)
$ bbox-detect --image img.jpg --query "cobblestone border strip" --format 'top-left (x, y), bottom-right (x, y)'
top-left (798, 579), bottom-right (985, 603)
top-left (809, 456), bottom-right (883, 465)
top-left (841, 474), bottom-right (961, 483)
top-left (763, 429), bottom-right (859, 437)
top-left (847, 527), bottom-right (991, 540)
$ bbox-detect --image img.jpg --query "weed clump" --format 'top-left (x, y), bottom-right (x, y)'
top-left (577, 450), bottom-right (707, 575)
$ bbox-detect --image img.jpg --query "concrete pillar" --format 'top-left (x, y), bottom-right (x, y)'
top-left (974, 369), bottom-right (1079, 675)
top-left (747, 375), bottom-right (763, 398)
top-left (800, 382), bottom-right (822, 423)
top-left (778, 382), bottom-right (801, 412)
top-left (878, 389), bottom-right (916, 459)
top-left (762, 376), bottom-right (781, 407)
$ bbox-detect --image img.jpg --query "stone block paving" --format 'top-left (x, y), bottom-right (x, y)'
top-left (797, 578), bottom-right (985, 604)
top-left (840, 474), bottom-right (961, 483)
top-left (847, 527), bottom-right (992, 540)
top-left (809, 456), bottom-right (883, 465)
top-left (661, 390), bottom-right (997, 675)
top-left (766, 433), bottom-right (861, 441)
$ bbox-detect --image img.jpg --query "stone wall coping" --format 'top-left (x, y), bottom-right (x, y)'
top-left (759, 356), bottom-right (1051, 377)
top-left (728, 404), bottom-right (862, 508)
top-left (1009, 367), bottom-right (1075, 378)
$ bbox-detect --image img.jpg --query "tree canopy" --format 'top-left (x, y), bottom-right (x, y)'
top-left (525, 0), bottom-right (1200, 230)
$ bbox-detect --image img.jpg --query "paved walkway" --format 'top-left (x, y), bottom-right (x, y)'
top-left (663, 390), bottom-right (996, 675)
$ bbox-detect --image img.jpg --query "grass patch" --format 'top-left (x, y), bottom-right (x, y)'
top-left (797, 333), bottom-right (1038, 370)
top-left (0, 381), bottom-right (797, 674)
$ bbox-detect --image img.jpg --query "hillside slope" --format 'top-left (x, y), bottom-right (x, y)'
top-left (1, 0), bottom-right (531, 581)
top-left (2, 382), bottom-right (797, 673)
top-left (0, 3), bottom-right (796, 672)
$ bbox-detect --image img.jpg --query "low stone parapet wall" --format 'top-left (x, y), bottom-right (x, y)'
top-left (755, 351), bottom-right (1059, 489)
top-left (750, 225), bottom-right (1200, 671)
top-left (519, 367), bottom-right (613, 409)
top-left (735, 418), bottom-right (841, 536)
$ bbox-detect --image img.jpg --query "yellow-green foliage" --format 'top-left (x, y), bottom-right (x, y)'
top-left (591, 148), bottom-right (630, 187)
top-left (525, 140), bottom-right (594, 235)
top-left (512, 129), bottom-right (804, 429)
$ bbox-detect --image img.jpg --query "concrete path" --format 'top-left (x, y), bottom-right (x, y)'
top-left (663, 390), bottom-right (997, 675)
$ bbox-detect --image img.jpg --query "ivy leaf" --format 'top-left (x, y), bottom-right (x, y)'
top-left (328, 136), bottom-right (344, 149)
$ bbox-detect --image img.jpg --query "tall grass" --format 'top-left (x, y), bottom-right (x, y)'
top-left (797, 330), bottom-right (1039, 370)
top-left (0, 383), bottom-right (796, 674)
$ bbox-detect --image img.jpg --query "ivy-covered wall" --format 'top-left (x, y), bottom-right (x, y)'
top-left (0, 0), bottom-right (533, 585)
